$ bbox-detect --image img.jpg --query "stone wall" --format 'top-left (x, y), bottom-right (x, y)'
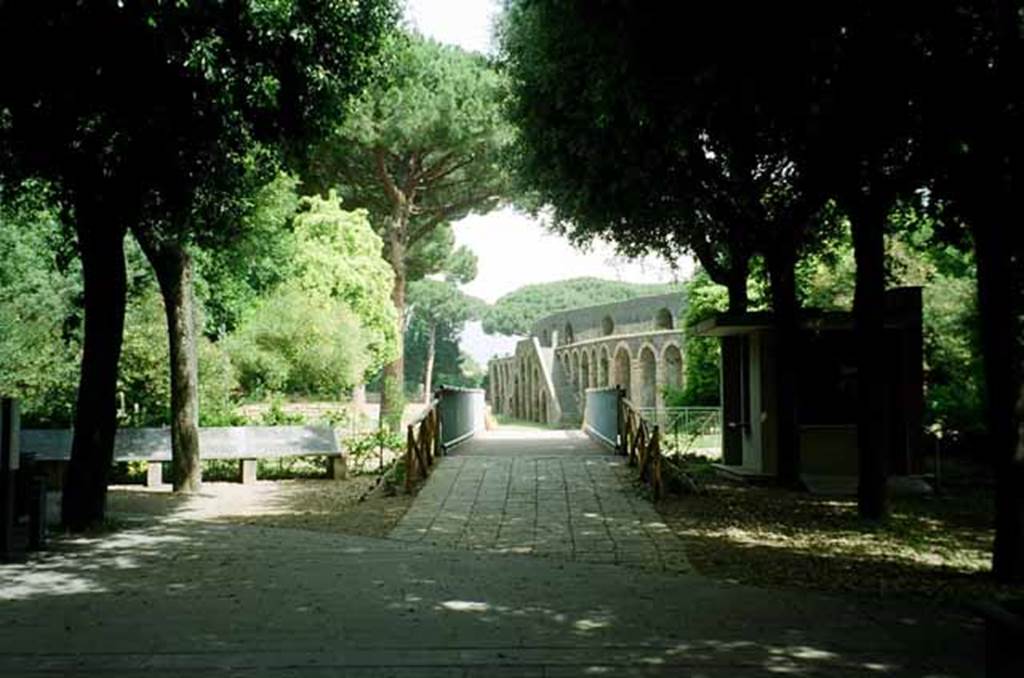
top-left (490, 294), bottom-right (686, 426)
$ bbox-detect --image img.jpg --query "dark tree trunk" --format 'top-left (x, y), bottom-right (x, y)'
top-left (135, 231), bottom-right (201, 493)
top-left (423, 322), bottom-right (437, 403)
top-left (974, 220), bottom-right (1024, 582)
top-left (767, 241), bottom-right (801, 486)
top-left (726, 254), bottom-right (750, 314)
top-left (62, 216), bottom-right (128, 531)
top-left (850, 197), bottom-right (889, 521)
top-left (379, 229), bottom-right (407, 433)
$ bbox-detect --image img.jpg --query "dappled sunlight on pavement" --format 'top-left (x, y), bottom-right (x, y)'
top-left (0, 520), bottom-right (982, 676)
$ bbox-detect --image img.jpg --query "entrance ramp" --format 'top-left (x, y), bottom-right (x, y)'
top-left (451, 426), bottom-right (606, 457)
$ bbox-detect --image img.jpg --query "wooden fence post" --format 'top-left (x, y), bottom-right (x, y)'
top-left (405, 425), bottom-right (415, 493)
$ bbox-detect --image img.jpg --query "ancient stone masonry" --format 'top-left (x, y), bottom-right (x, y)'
top-left (488, 293), bottom-right (685, 426)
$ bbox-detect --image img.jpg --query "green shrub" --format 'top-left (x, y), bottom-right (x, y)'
top-left (118, 289), bottom-right (241, 427)
top-left (225, 285), bottom-right (371, 399)
top-left (259, 394), bottom-right (306, 425)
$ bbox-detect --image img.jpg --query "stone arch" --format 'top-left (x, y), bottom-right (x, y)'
top-left (654, 308), bottom-right (674, 330)
top-left (563, 322), bottom-right (575, 345)
top-left (599, 346), bottom-right (610, 387)
top-left (532, 365), bottom-right (541, 421)
top-left (580, 351), bottom-right (591, 399)
top-left (613, 345), bottom-right (632, 399)
top-left (662, 343), bottom-right (683, 392)
top-left (639, 345), bottom-right (658, 408)
top-left (602, 315), bottom-right (615, 336)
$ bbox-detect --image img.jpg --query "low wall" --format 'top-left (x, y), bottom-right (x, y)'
top-left (436, 386), bottom-right (485, 450)
top-left (584, 387), bottom-right (620, 450)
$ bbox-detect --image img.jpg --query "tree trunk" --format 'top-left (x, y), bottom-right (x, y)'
top-left (767, 241), bottom-right (801, 486)
top-left (974, 220), bottom-right (1024, 582)
top-left (726, 255), bottom-right (750, 314)
top-left (423, 322), bottom-right (437, 403)
top-left (62, 216), bottom-right (128, 531)
top-left (135, 231), bottom-right (201, 493)
top-left (379, 228), bottom-right (407, 433)
top-left (850, 197), bottom-right (889, 521)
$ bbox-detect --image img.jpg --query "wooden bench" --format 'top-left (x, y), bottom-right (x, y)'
top-left (19, 426), bottom-right (346, 487)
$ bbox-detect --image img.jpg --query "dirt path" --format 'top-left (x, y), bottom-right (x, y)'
top-left (107, 477), bottom-right (412, 538)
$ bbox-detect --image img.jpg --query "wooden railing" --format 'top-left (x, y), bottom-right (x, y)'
top-left (405, 398), bottom-right (441, 493)
top-left (619, 397), bottom-right (664, 500)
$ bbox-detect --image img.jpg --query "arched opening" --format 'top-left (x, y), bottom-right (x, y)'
top-left (564, 322), bottom-right (575, 344)
top-left (655, 308), bottom-right (674, 330)
top-left (639, 346), bottom-right (657, 408)
top-left (533, 366), bottom-right (541, 421)
top-left (599, 347), bottom-right (610, 387)
top-left (663, 344), bottom-right (683, 392)
top-left (613, 348), bottom-right (631, 399)
top-left (602, 315), bottom-right (615, 336)
top-left (580, 351), bottom-right (591, 399)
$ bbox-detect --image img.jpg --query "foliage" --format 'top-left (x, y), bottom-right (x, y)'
top-left (194, 173), bottom-right (301, 338)
top-left (483, 277), bottom-right (682, 336)
top-left (305, 32), bottom-right (514, 428)
top-left (407, 279), bottom-right (484, 333)
top-left (499, 2), bottom-right (838, 310)
top-left (225, 286), bottom-right (371, 398)
top-left (117, 288), bottom-right (241, 427)
top-left (798, 213), bottom-right (984, 439)
top-left (290, 193), bottom-right (399, 373)
top-left (258, 394), bottom-right (306, 426)
top-left (1, 0), bottom-right (401, 523)
top-left (0, 182), bottom-right (81, 426)
top-left (310, 33), bottom-right (513, 247)
top-left (346, 428), bottom-right (405, 459)
top-left (663, 271), bottom-right (729, 407)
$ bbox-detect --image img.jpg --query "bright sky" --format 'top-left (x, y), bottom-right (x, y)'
top-left (404, 0), bottom-right (693, 362)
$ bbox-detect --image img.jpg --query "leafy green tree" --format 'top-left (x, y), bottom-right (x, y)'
top-left (225, 286), bottom-right (370, 398)
top-left (500, 1), bottom-right (846, 484)
top-left (0, 183), bottom-right (81, 426)
top-left (306, 34), bottom-right (513, 430)
top-left (118, 288), bottom-right (239, 428)
top-left (406, 278), bottom-right (485, 400)
top-left (289, 193), bottom-right (399, 374)
top-left (915, 0), bottom-right (1024, 582)
top-left (0, 0), bottom-right (399, 526)
top-left (483, 278), bottom-right (682, 337)
top-left (798, 214), bottom-right (984, 440)
top-left (194, 173), bottom-right (301, 338)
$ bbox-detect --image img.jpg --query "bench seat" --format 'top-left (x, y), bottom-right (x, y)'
top-left (20, 426), bottom-right (345, 487)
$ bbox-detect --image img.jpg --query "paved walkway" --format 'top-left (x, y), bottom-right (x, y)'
top-left (0, 425), bottom-right (984, 676)
top-left (391, 428), bottom-right (690, 572)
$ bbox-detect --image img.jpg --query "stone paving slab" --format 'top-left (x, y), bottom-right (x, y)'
top-left (390, 429), bottom-right (691, 573)
top-left (0, 522), bottom-right (983, 676)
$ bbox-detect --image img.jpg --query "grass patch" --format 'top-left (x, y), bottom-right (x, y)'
top-left (659, 477), bottom-right (1014, 604)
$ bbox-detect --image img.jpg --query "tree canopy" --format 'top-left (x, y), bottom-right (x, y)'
top-left (0, 0), bottom-right (400, 526)
top-left (305, 32), bottom-right (514, 429)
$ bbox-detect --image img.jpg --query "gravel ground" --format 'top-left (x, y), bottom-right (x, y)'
top-left (106, 476), bottom-right (413, 538)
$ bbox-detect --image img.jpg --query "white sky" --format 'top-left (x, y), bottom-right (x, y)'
top-left (404, 0), bottom-right (693, 361)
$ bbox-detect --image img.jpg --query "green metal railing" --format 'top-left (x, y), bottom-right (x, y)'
top-left (636, 406), bottom-right (721, 458)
